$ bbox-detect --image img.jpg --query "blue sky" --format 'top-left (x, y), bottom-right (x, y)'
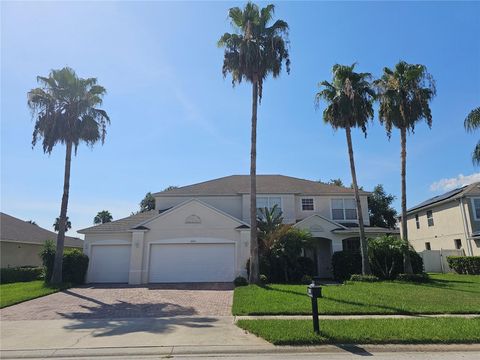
top-left (1, 1), bottom-right (479, 236)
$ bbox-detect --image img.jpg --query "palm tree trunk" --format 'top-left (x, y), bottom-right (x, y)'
top-left (50, 141), bottom-right (72, 284)
top-left (249, 77), bottom-right (259, 284)
top-left (345, 126), bottom-right (371, 275)
top-left (400, 127), bottom-right (413, 274)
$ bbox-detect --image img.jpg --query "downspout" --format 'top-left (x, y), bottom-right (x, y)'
top-left (459, 197), bottom-right (474, 256)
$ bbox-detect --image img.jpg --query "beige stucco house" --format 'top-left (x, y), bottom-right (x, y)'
top-left (0, 212), bottom-right (84, 268)
top-left (402, 182), bottom-right (480, 256)
top-left (79, 175), bottom-right (397, 284)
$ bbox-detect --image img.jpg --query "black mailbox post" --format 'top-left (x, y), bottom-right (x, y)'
top-left (307, 278), bottom-right (322, 334)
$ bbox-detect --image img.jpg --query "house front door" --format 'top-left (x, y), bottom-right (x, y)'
top-left (315, 238), bottom-right (333, 278)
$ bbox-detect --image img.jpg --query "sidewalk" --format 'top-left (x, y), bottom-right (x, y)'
top-left (235, 313), bottom-right (480, 320)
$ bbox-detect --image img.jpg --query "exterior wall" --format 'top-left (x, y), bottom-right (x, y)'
top-left (1, 241), bottom-right (81, 268)
top-left (155, 195), bottom-right (243, 220)
top-left (406, 200), bottom-right (472, 254)
top-left (294, 195), bottom-right (370, 225)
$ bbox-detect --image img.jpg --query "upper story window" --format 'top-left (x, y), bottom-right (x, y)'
top-left (331, 198), bottom-right (357, 221)
top-left (427, 210), bottom-right (434, 227)
top-left (415, 214), bottom-right (420, 229)
top-left (257, 196), bottom-right (282, 214)
top-left (472, 198), bottom-right (480, 220)
top-left (301, 198), bottom-right (314, 211)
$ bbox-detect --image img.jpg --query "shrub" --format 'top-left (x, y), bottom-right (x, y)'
top-left (234, 276), bottom-right (248, 287)
top-left (396, 273), bottom-right (430, 282)
top-left (259, 274), bottom-right (268, 285)
top-left (447, 256), bottom-right (480, 275)
top-left (349, 274), bottom-right (380, 282)
top-left (0, 266), bottom-right (44, 284)
top-left (331, 251), bottom-right (362, 281)
top-left (301, 275), bottom-right (312, 284)
top-left (41, 241), bottom-right (89, 284)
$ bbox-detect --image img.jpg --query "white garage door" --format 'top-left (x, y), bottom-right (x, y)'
top-left (149, 243), bottom-right (235, 283)
top-left (88, 244), bottom-right (131, 283)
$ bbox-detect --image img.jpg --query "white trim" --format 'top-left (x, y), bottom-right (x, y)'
top-left (330, 198), bottom-right (358, 222)
top-left (256, 195), bottom-right (283, 213)
top-left (300, 197), bottom-right (315, 212)
top-left (470, 197), bottom-right (480, 221)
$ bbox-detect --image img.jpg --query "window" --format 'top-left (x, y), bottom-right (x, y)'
top-left (425, 242), bottom-right (431, 250)
top-left (454, 239), bottom-right (462, 249)
top-left (415, 214), bottom-right (420, 229)
top-left (257, 196), bottom-right (282, 214)
top-left (427, 210), bottom-right (434, 227)
top-left (332, 198), bottom-right (357, 221)
top-left (301, 198), bottom-right (314, 211)
top-left (342, 238), bottom-right (360, 252)
top-left (472, 198), bottom-right (480, 220)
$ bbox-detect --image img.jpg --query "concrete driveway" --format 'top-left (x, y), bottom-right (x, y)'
top-left (0, 283), bottom-right (270, 356)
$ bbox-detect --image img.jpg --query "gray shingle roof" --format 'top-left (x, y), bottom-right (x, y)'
top-left (0, 212), bottom-right (83, 247)
top-left (153, 175), bottom-right (368, 196)
top-left (78, 210), bottom-right (157, 234)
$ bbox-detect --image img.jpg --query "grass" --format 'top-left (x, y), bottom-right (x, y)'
top-left (232, 274), bottom-right (480, 315)
top-left (0, 280), bottom-right (69, 308)
top-left (236, 318), bottom-right (480, 345)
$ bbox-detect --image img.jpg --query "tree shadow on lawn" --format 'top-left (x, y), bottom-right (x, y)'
top-left (407, 279), bottom-right (480, 295)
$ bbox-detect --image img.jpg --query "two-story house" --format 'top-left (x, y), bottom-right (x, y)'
top-left (403, 182), bottom-right (480, 257)
top-left (79, 175), bottom-right (396, 284)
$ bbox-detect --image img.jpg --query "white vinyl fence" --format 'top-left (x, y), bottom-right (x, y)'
top-left (420, 249), bottom-right (464, 273)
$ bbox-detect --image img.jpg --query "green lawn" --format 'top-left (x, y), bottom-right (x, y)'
top-left (233, 274), bottom-right (480, 315)
top-left (0, 280), bottom-right (69, 308)
top-left (237, 318), bottom-right (480, 345)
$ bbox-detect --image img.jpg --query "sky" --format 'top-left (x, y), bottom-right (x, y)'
top-left (1, 1), bottom-right (479, 237)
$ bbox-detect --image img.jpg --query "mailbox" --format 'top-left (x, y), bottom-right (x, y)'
top-left (307, 279), bottom-right (322, 334)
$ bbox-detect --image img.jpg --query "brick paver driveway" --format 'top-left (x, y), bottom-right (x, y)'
top-left (0, 283), bottom-right (233, 320)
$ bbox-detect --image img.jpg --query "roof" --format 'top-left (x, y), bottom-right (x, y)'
top-left (0, 212), bottom-right (83, 247)
top-left (407, 182), bottom-right (480, 214)
top-left (153, 175), bottom-right (368, 196)
top-left (78, 210), bottom-right (157, 234)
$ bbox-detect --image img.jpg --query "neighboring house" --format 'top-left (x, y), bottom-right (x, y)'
top-left (403, 182), bottom-right (480, 256)
top-left (78, 175), bottom-right (397, 284)
top-left (0, 212), bottom-right (84, 268)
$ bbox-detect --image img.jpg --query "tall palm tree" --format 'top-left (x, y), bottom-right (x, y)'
top-left (28, 67), bottom-right (110, 284)
top-left (375, 61), bottom-right (436, 273)
top-left (218, 2), bottom-right (290, 283)
top-left (464, 107), bottom-right (480, 164)
top-left (315, 63), bottom-right (374, 275)
top-left (94, 210), bottom-right (113, 225)
top-left (53, 216), bottom-right (72, 232)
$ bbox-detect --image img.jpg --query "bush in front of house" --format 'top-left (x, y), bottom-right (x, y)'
top-left (447, 256), bottom-right (480, 275)
top-left (234, 276), bottom-right (248, 287)
top-left (396, 273), bottom-right (430, 282)
top-left (368, 235), bottom-right (424, 280)
top-left (40, 240), bottom-right (89, 284)
top-left (331, 251), bottom-right (362, 281)
top-left (349, 274), bottom-right (380, 282)
top-left (0, 266), bottom-right (44, 284)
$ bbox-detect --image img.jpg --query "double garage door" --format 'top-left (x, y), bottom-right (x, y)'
top-left (88, 242), bottom-right (235, 283)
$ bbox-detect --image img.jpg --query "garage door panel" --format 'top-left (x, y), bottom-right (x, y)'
top-left (89, 245), bottom-right (131, 283)
top-left (149, 243), bottom-right (235, 283)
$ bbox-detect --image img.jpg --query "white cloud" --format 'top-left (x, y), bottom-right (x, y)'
top-left (430, 173), bottom-right (480, 192)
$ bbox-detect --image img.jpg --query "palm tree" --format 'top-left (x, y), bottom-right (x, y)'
top-left (28, 67), bottom-right (110, 284)
top-left (315, 63), bottom-right (375, 275)
top-left (375, 61), bottom-right (436, 273)
top-left (94, 210), bottom-right (113, 225)
top-left (54, 216), bottom-right (72, 232)
top-left (464, 107), bottom-right (480, 164)
top-left (218, 2), bottom-right (290, 283)
top-left (257, 204), bottom-right (283, 253)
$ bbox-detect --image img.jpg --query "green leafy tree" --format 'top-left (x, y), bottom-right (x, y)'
top-left (257, 204), bottom-right (284, 252)
top-left (140, 192), bottom-right (155, 212)
top-left (328, 178), bottom-right (344, 187)
top-left (26, 220), bottom-right (37, 225)
top-left (93, 210), bottom-right (113, 224)
top-left (368, 184), bottom-right (397, 228)
top-left (163, 185), bottom-right (178, 192)
top-left (219, 2), bottom-right (290, 283)
top-left (28, 67), bottom-right (110, 284)
top-left (54, 216), bottom-right (71, 232)
top-left (315, 63), bottom-right (375, 275)
top-left (464, 107), bottom-right (480, 164)
top-left (375, 61), bottom-right (436, 273)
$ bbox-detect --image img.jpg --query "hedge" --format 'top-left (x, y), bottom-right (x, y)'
top-left (41, 242), bottom-right (89, 284)
top-left (0, 266), bottom-right (44, 284)
top-left (447, 256), bottom-right (480, 275)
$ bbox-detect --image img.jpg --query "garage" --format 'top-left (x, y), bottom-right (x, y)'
top-left (148, 243), bottom-right (235, 283)
top-left (88, 244), bottom-right (131, 283)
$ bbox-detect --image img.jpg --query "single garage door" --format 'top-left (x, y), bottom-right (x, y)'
top-left (149, 243), bottom-right (235, 283)
top-left (88, 244), bottom-right (131, 283)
